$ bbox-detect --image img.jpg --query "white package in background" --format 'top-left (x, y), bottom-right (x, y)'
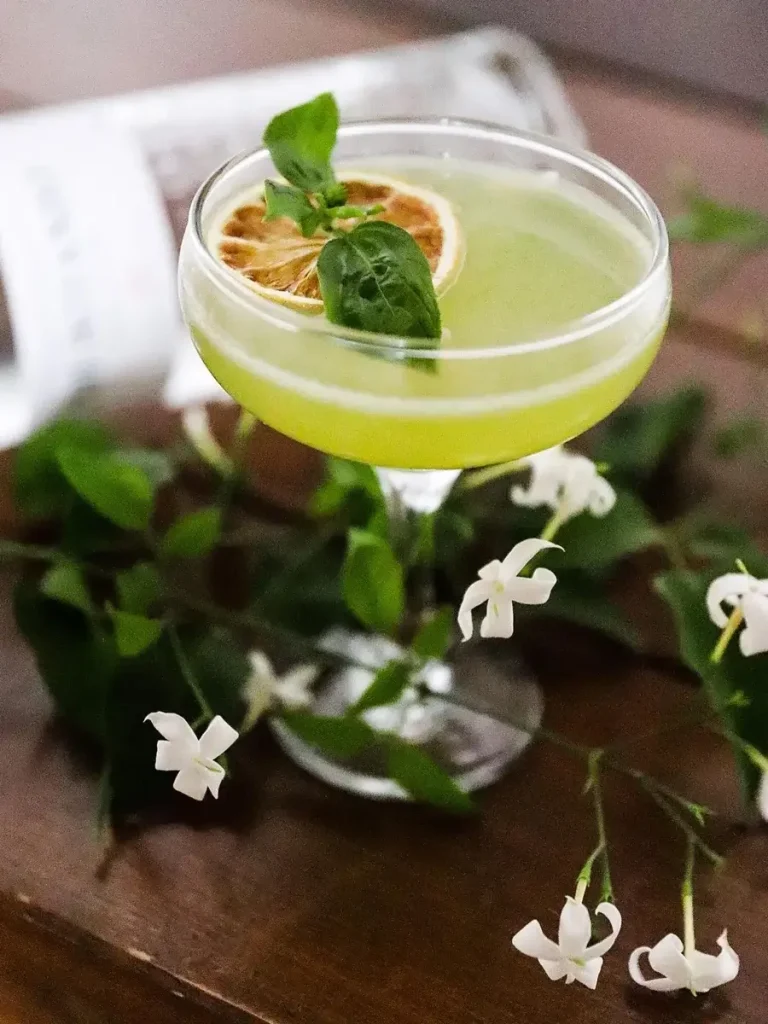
top-left (0, 27), bottom-right (586, 437)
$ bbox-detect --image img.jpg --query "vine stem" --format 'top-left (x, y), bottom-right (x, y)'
top-left (710, 607), bottom-right (744, 665)
top-left (682, 836), bottom-right (696, 961)
top-left (0, 536), bottom-right (720, 859)
top-left (459, 459), bottom-right (525, 492)
top-left (168, 623), bottom-right (213, 723)
top-left (588, 751), bottom-right (613, 902)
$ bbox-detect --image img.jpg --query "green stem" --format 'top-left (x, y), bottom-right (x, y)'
top-left (0, 540), bottom-right (61, 563)
top-left (459, 458), bottom-right (525, 491)
top-left (710, 607), bottom-right (743, 664)
top-left (168, 623), bottom-right (213, 722)
top-left (682, 836), bottom-right (696, 960)
top-left (540, 505), bottom-right (568, 544)
top-left (640, 780), bottom-right (723, 868)
top-left (588, 751), bottom-right (613, 902)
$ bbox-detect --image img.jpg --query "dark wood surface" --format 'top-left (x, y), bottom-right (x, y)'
top-left (2, 3), bottom-right (768, 1022)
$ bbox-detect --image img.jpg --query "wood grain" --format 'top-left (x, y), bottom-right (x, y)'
top-left (1, 2), bottom-right (768, 1021)
top-left (2, 572), bottom-right (768, 1024)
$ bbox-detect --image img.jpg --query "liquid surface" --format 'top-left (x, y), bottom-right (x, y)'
top-left (185, 157), bottom-right (668, 467)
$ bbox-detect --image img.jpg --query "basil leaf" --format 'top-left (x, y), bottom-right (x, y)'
top-left (317, 221), bottom-right (441, 340)
top-left (263, 92), bottom-right (338, 193)
top-left (263, 180), bottom-right (322, 238)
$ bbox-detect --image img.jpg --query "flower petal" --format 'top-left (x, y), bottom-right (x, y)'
top-left (512, 919), bottom-right (563, 962)
top-left (647, 933), bottom-right (691, 989)
top-left (477, 559), bottom-right (503, 581)
top-left (628, 945), bottom-right (685, 992)
top-left (558, 897), bottom-right (592, 959)
top-left (172, 763), bottom-right (209, 801)
top-left (501, 538), bottom-right (562, 580)
top-left (572, 957), bottom-right (603, 990)
top-left (274, 665), bottom-right (319, 709)
top-left (480, 597), bottom-right (515, 639)
top-left (457, 579), bottom-right (494, 641)
top-left (201, 759), bottom-right (226, 799)
top-left (247, 650), bottom-right (276, 685)
top-left (505, 568), bottom-right (557, 606)
top-left (584, 902), bottom-right (622, 959)
top-left (739, 591), bottom-right (768, 656)
top-left (689, 931), bottom-right (739, 993)
top-left (155, 739), bottom-right (191, 772)
top-left (539, 958), bottom-right (569, 982)
top-left (145, 712), bottom-right (197, 751)
top-left (198, 715), bottom-right (238, 760)
top-left (706, 574), bottom-right (751, 628)
top-left (587, 477), bottom-right (617, 517)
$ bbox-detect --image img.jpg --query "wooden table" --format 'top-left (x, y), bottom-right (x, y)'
top-left (2, 2), bottom-right (768, 1022)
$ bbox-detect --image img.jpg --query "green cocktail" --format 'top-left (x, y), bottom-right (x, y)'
top-left (179, 119), bottom-right (670, 797)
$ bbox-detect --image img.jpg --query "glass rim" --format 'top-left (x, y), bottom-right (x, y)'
top-left (187, 116), bottom-right (670, 361)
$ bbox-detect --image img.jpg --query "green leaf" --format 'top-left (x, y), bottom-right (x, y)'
top-left (56, 446), bottom-right (154, 531)
top-left (713, 416), bottom-right (766, 459)
top-left (109, 608), bottom-right (164, 658)
top-left (680, 519), bottom-right (768, 572)
top-left (668, 195), bottom-right (768, 247)
top-left (556, 491), bottom-right (660, 571)
top-left (263, 92), bottom-right (338, 192)
top-left (595, 386), bottom-right (707, 483)
top-left (654, 569), bottom-right (768, 801)
top-left (386, 740), bottom-right (474, 813)
top-left (116, 448), bottom-right (176, 487)
top-left (350, 660), bottom-right (412, 714)
top-left (161, 507), bottom-right (222, 559)
top-left (263, 180), bottom-right (322, 237)
top-left (537, 580), bottom-right (642, 650)
top-left (342, 528), bottom-right (405, 634)
top-left (317, 221), bottom-right (441, 340)
top-left (309, 457), bottom-right (381, 518)
top-left (411, 606), bottom-right (455, 660)
top-left (14, 419), bottom-right (114, 518)
top-left (116, 562), bottom-right (163, 614)
top-left (280, 711), bottom-right (376, 757)
top-left (40, 563), bottom-right (93, 614)
top-left (409, 513), bottom-right (436, 566)
top-left (14, 580), bottom-right (116, 741)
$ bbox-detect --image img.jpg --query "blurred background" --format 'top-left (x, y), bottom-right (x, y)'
top-left (1, 0), bottom-right (766, 519)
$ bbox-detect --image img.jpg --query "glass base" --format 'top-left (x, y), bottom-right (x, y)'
top-left (269, 630), bottom-right (543, 801)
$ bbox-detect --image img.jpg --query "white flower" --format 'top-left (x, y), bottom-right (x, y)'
top-left (511, 446), bottom-right (616, 522)
top-left (629, 931), bottom-right (739, 994)
top-left (706, 572), bottom-right (768, 656)
top-left (512, 897), bottom-right (622, 989)
top-left (241, 651), bottom-right (319, 731)
top-left (145, 712), bottom-right (238, 801)
top-left (181, 406), bottom-right (234, 477)
top-left (458, 537), bottom-right (560, 641)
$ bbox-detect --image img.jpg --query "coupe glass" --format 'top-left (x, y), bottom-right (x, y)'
top-left (179, 119), bottom-right (670, 799)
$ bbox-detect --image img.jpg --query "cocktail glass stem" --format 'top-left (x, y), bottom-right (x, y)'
top-left (270, 465), bottom-right (543, 800)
